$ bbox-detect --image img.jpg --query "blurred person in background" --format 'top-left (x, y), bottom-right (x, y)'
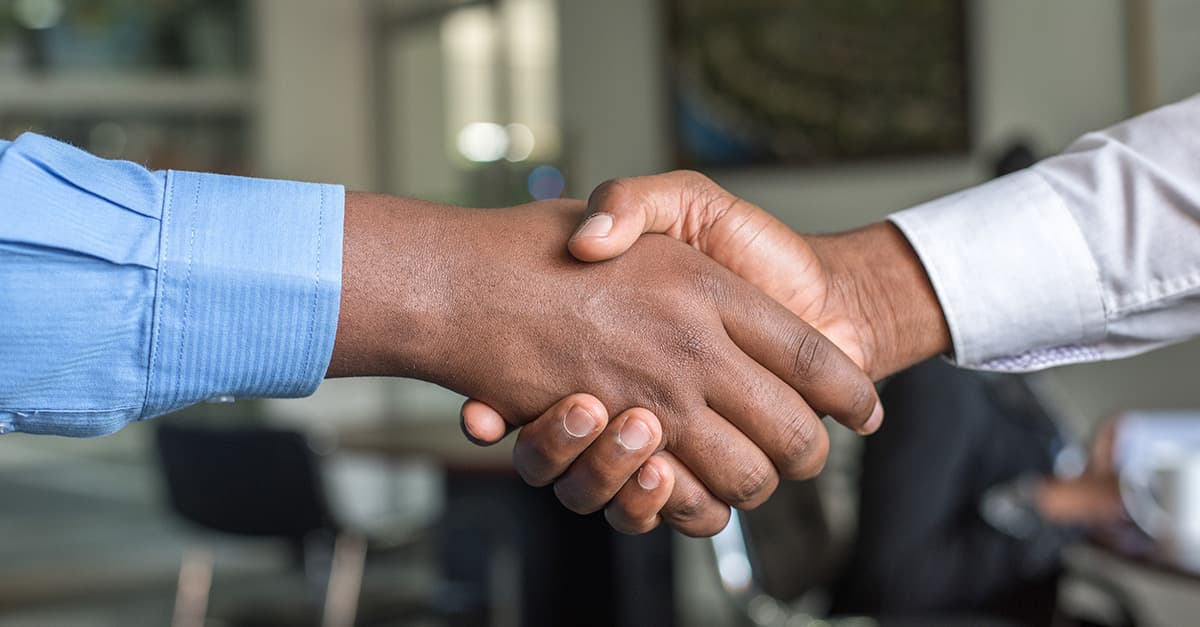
top-left (826, 358), bottom-right (1115, 626)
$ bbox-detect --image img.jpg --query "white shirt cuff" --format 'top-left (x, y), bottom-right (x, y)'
top-left (888, 169), bottom-right (1107, 371)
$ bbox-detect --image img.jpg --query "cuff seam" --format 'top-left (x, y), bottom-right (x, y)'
top-left (299, 184), bottom-right (326, 386)
top-left (171, 173), bottom-right (200, 416)
top-left (142, 170), bottom-right (176, 420)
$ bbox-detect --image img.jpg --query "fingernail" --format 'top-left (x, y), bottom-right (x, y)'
top-left (619, 418), bottom-right (652, 450)
top-left (637, 466), bottom-right (661, 490)
top-left (860, 401), bottom-right (884, 435)
top-left (574, 213), bottom-right (613, 239)
top-left (460, 417), bottom-right (490, 447)
top-left (563, 405), bottom-right (596, 438)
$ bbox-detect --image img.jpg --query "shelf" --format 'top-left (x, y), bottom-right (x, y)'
top-left (0, 74), bottom-right (253, 115)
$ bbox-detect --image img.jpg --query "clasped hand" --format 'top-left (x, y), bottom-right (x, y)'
top-left (451, 172), bottom-right (904, 536)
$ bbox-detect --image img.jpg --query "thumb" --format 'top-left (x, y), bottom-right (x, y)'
top-left (568, 173), bottom-right (700, 262)
top-left (460, 399), bottom-right (516, 446)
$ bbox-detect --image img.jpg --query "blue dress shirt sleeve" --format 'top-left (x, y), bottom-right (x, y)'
top-left (0, 133), bottom-right (344, 437)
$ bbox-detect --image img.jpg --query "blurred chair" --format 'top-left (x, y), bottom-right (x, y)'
top-left (155, 420), bottom-right (428, 627)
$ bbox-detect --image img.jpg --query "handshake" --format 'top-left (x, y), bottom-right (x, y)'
top-left (329, 171), bottom-right (951, 536)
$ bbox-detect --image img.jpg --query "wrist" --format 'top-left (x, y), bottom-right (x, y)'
top-left (809, 222), bottom-right (950, 379)
top-left (328, 192), bottom-right (463, 380)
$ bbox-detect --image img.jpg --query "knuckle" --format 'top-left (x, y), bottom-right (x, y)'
top-left (778, 417), bottom-right (829, 481)
top-left (605, 506), bottom-right (655, 536)
top-left (697, 517), bottom-right (730, 537)
top-left (588, 178), bottom-right (634, 211)
top-left (727, 460), bottom-right (777, 510)
top-left (775, 412), bottom-right (818, 477)
top-left (671, 321), bottom-right (717, 364)
top-left (788, 327), bottom-right (829, 382)
top-left (515, 462), bottom-right (554, 488)
top-left (553, 480), bottom-right (601, 515)
top-left (679, 508), bottom-right (731, 538)
top-left (678, 170), bottom-right (740, 225)
top-left (845, 381), bottom-right (877, 425)
top-left (676, 169), bottom-right (715, 190)
top-left (603, 507), bottom-right (634, 534)
top-left (639, 382), bottom-right (682, 419)
top-left (627, 521), bottom-right (657, 535)
top-left (690, 266), bottom-right (731, 304)
top-left (665, 484), bottom-right (711, 524)
top-left (512, 439), bottom-right (560, 488)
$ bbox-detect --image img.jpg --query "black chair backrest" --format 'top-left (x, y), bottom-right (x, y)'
top-left (155, 421), bottom-right (337, 541)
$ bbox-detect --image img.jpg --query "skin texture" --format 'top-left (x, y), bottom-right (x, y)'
top-left (461, 171), bottom-right (953, 535)
top-left (328, 192), bottom-right (880, 535)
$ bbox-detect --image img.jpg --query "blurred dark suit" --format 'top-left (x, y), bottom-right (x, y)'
top-left (830, 359), bottom-right (1065, 626)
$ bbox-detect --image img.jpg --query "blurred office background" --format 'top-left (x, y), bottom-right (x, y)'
top-left (2, 0), bottom-right (1200, 626)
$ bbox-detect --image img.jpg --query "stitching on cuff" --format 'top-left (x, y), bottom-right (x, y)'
top-left (142, 171), bottom-right (176, 419)
top-left (172, 175), bottom-right (200, 408)
top-left (3, 405), bottom-right (142, 415)
top-left (298, 185), bottom-right (326, 391)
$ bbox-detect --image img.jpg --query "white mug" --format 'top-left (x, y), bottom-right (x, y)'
top-left (1120, 441), bottom-right (1200, 571)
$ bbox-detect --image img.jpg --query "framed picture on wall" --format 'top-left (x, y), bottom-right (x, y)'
top-left (665, 0), bottom-right (970, 168)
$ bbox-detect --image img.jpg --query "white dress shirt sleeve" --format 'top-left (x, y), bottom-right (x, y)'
top-left (889, 94), bottom-right (1200, 371)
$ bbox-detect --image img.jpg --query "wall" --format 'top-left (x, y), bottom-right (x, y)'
top-left (255, 0), bottom-right (373, 188)
top-left (1152, 0), bottom-right (1200, 105)
top-left (562, 0), bottom-right (1124, 226)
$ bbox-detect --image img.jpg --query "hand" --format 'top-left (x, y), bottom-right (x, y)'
top-left (462, 172), bottom-right (950, 534)
top-left (329, 193), bottom-right (880, 535)
top-left (494, 392), bottom-right (677, 534)
top-left (570, 170), bottom-right (950, 379)
top-left (1033, 415), bottom-right (1125, 527)
top-left (1035, 475), bottom-right (1125, 527)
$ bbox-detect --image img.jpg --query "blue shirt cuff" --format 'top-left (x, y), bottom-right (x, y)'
top-left (144, 170), bottom-right (344, 417)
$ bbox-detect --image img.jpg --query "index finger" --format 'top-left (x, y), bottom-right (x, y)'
top-left (715, 275), bottom-right (883, 435)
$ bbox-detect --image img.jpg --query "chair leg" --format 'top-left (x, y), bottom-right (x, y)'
top-left (172, 546), bottom-right (214, 627)
top-left (322, 533), bottom-right (367, 627)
